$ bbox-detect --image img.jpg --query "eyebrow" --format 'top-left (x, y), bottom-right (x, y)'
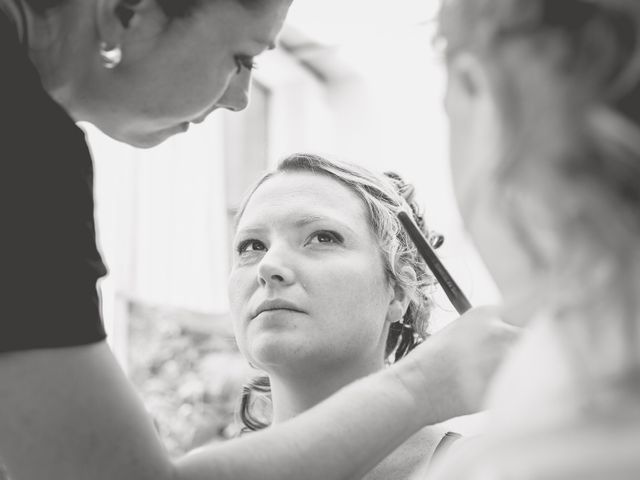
top-left (236, 214), bottom-right (359, 239)
top-left (293, 214), bottom-right (358, 236)
top-left (293, 215), bottom-right (328, 227)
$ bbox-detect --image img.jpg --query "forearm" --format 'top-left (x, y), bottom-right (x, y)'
top-left (0, 344), bottom-right (437, 480)
top-left (175, 359), bottom-right (435, 480)
top-left (0, 344), bottom-right (176, 480)
top-left (2, 313), bottom-right (500, 480)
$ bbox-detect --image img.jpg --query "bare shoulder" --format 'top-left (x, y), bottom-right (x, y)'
top-left (0, 342), bottom-right (174, 480)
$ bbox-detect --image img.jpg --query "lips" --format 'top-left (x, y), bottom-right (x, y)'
top-left (251, 299), bottom-right (304, 320)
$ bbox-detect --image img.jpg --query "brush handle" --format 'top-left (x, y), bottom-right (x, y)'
top-left (397, 211), bottom-right (472, 315)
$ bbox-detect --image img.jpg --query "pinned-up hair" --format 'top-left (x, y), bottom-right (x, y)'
top-left (234, 153), bottom-right (444, 432)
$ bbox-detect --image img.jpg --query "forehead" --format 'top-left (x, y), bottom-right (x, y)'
top-left (238, 171), bottom-right (371, 232)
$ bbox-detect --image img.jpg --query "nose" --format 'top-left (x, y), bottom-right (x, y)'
top-left (257, 248), bottom-right (295, 288)
top-left (217, 68), bottom-right (251, 112)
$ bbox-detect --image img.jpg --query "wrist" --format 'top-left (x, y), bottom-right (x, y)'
top-left (388, 346), bottom-right (465, 426)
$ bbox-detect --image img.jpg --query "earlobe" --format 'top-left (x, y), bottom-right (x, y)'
top-left (96, 0), bottom-right (160, 68)
top-left (450, 52), bottom-right (487, 100)
top-left (386, 266), bottom-right (415, 324)
top-left (385, 301), bottom-right (404, 324)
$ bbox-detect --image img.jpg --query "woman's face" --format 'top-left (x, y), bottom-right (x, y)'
top-left (228, 172), bottom-right (397, 377)
top-left (444, 55), bottom-right (503, 223)
top-left (81, 0), bottom-right (292, 147)
top-left (444, 53), bottom-right (542, 306)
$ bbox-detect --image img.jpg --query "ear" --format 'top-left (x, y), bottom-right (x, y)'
top-left (96, 0), bottom-right (162, 46)
top-left (385, 266), bottom-right (416, 324)
top-left (446, 51), bottom-right (491, 106)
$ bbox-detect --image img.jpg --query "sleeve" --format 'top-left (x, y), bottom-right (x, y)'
top-left (0, 14), bottom-right (108, 352)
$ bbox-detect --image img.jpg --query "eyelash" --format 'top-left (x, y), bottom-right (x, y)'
top-left (235, 231), bottom-right (343, 255)
top-left (234, 55), bottom-right (257, 74)
top-left (236, 239), bottom-right (265, 255)
top-left (308, 231), bottom-right (343, 245)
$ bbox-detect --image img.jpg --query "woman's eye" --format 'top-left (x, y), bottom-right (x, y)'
top-left (308, 231), bottom-right (343, 245)
top-left (234, 55), bottom-right (257, 74)
top-left (237, 239), bottom-right (266, 255)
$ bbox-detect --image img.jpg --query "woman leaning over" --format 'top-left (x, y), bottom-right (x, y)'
top-left (0, 0), bottom-right (517, 479)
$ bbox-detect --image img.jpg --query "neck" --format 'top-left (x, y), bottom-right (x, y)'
top-left (269, 358), bottom-right (385, 424)
top-left (268, 360), bottom-right (445, 480)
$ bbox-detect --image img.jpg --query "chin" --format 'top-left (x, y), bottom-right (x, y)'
top-left (96, 122), bottom-right (187, 149)
top-left (121, 130), bottom-right (181, 149)
top-left (250, 343), bottom-right (293, 368)
top-left (249, 339), bottom-right (312, 372)
top-left (125, 137), bottom-right (169, 149)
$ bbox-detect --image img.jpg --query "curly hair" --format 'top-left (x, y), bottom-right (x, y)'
top-left (234, 153), bottom-right (444, 432)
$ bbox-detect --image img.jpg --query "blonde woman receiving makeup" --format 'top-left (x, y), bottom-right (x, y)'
top-left (228, 153), bottom-right (508, 479)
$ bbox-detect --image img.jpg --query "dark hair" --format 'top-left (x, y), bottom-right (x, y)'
top-left (23, 0), bottom-right (61, 13)
top-left (234, 153), bottom-right (444, 432)
top-left (24, 0), bottom-right (262, 17)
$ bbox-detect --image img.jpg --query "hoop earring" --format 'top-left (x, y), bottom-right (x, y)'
top-left (99, 42), bottom-right (123, 69)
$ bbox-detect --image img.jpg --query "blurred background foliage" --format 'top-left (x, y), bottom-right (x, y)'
top-left (128, 303), bottom-right (254, 456)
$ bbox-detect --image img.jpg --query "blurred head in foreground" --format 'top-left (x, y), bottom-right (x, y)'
top-left (439, 0), bottom-right (640, 356)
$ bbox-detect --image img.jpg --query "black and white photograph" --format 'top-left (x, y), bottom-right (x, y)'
top-left (1, 0), bottom-right (639, 478)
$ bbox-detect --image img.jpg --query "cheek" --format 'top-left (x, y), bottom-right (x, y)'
top-left (192, 63), bottom-right (234, 103)
top-left (310, 260), bottom-right (389, 334)
top-left (448, 124), bottom-right (468, 209)
top-left (446, 88), bottom-right (473, 207)
top-left (227, 268), bottom-right (254, 330)
top-left (192, 46), bottom-right (238, 95)
top-left (154, 56), bottom-right (235, 119)
top-left (447, 106), bottom-right (501, 224)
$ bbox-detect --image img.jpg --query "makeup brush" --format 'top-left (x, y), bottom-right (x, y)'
top-left (397, 210), bottom-right (472, 315)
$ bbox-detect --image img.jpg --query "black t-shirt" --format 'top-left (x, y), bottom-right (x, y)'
top-left (1, 11), bottom-right (107, 352)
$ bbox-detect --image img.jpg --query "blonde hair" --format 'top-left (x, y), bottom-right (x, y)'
top-left (438, 0), bottom-right (640, 371)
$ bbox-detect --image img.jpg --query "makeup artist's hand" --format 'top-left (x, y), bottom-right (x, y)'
top-left (401, 306), bottom-right (520, 423)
